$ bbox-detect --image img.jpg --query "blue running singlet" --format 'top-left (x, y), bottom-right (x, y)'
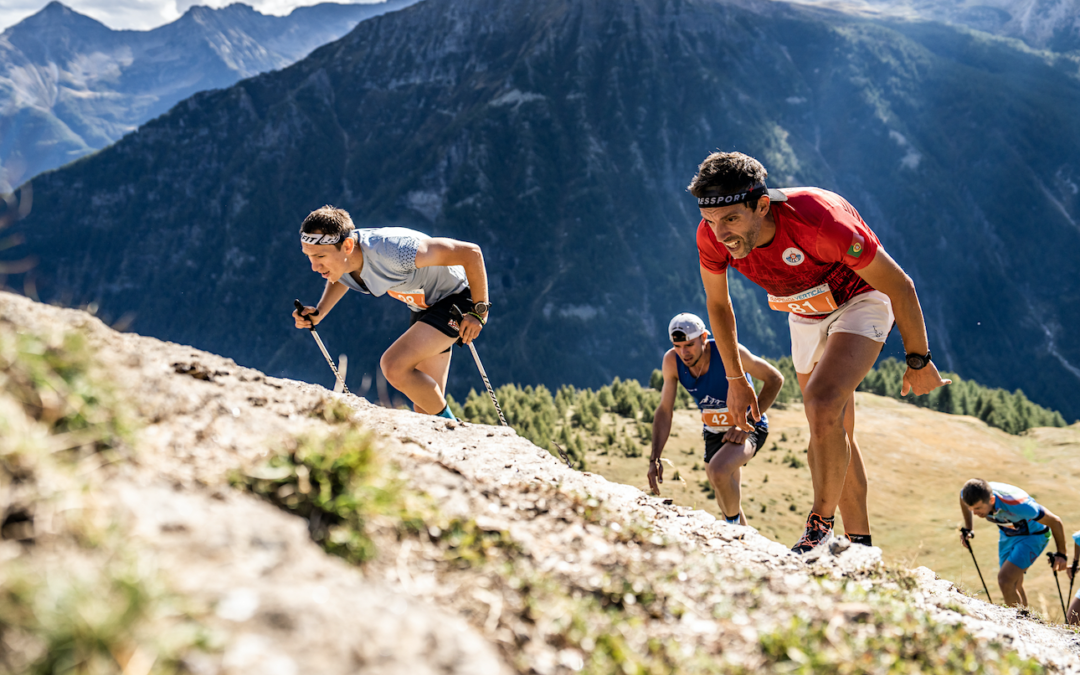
top-left (676, 340), bottom-right (768, 434)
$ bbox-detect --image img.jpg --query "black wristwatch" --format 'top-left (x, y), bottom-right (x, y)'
top-left (905, 351), bottom-right (932, 370)
top-left (472, 300), bottom-right (492, 315)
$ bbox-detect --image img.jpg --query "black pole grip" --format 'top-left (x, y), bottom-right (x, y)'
top-left (294, 298), bottom-right (318, 331)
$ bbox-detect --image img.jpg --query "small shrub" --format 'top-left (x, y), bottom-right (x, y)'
top-left (234, 428), bottom-right (400, 563)
top-left (699, 480), bottom-right (715, 500)
top-left (783, 452), bottom-right (805, 469)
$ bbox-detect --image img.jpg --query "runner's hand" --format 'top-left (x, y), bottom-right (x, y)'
top-left (959, 527), bottom-right (973, 550)
top-left (293, 304), bottom-right (321, 329)
top-left (1050, 553), bottom-right (1068, 572)
top-left (458, 313), bottom-right (484, 345)
top-left (647, 458), bottom-right (663, 495)
top-left (725, 377), bottom-right (759, 431)
top-left (722, 427), bottom-right (749, 445)
top-left (902, 361), bottom-right (951, 397)
top-left (1069, 560), bottom-right (1078, 581)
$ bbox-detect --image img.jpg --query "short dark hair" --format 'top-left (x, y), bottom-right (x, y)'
top-left (688, 151), bottom-right (770, 211)
top-left (300, 205), bottom-right (355, 249)
top-left (961, 478), bottom-right (993, 506)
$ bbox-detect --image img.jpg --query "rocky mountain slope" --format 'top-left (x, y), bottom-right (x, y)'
top-left (782, 0), bottom-right (1080, 52)
top-left (0, 0), bottom-right (417, 187)
top-left (586, 392), bottom-right (1080, 617)
top-left (5, 0), bottom-right (1080, 421)
top-left (3, 289), bottom-right (1080, 673)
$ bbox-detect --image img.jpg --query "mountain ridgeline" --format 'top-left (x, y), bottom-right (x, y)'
top-left (784, 0), bottom-right (1080, 53)
top-left (5, 0), bottom-right (1080, 420)
top-left (0, 0), bottom-right (417, 187)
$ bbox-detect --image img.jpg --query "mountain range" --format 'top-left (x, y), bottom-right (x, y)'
top-left (0, 0), bottom-right (417, 189)
top-left (785, 0), bottom-right (1080, 52)
top-left (4, 0), bottom-right (1080, 421)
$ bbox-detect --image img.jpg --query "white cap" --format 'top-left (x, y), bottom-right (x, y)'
top-left (668, 313), bottom-right (707, 342)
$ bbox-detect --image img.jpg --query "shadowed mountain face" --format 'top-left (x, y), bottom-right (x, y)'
top-left (0, 0), bottom-right (418, 187)
top-left (5, 0), bottom-right (1080, 420)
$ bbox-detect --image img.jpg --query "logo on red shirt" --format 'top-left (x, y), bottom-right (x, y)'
top-left (847, 233), bottom-right (866, 258)
top-left (782, 247), bottom-right (805, 266)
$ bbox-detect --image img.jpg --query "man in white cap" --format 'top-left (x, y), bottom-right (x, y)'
top-left (647, 312), bottom-right (784, 525)
top-left (292, 205), bottom-right (491, 419)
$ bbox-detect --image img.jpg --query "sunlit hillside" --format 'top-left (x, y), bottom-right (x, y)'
top-left (586, 393), bottom-right (1080, 622)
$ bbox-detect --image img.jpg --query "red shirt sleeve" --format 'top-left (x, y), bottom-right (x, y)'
top-left (696, 219), bottom-right (729, 274)
top-left (811, 199), bottom-right (881, 271)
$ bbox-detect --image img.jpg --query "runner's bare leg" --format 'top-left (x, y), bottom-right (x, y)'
top-left (706, 441), bottom-right (757, 524)
top-left (380, 322), bottom-right (457, 413)
top-left (998, 561), bottom-right (1027, 608)
top-left (839, 393), bottom-right (870, 534)
top-left (412, 348), bottom-right (453, 414)
top-left (798, 371), bottom-right (871, 535)
top-left (798, 332), bottom-right (881, 519)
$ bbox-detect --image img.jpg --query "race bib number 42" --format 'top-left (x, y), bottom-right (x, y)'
top-left (702, 409), bottom-right (735, 428)
top-left (768, 283), bottom-right (838, 315)
top-left (387, 290), bottom-right (428, 309)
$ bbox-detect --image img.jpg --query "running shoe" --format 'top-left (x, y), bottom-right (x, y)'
top-left (792, 512), bottom-right (834, 553)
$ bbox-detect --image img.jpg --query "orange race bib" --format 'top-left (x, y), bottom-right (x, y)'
top-left (767, 283), bottom-right (838, 315)
top-left (701, 409), bottom-right (735, 429)
top-left (387, 290), bottom-right (428, 309)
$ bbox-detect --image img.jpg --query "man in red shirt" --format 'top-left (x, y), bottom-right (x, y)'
top-left (690, 151), bottom-right (950, 553)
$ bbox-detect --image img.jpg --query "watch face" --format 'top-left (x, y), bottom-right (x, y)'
top-left (473, 301), bottom-right (490, 314)
top-left (906, 353), bottom-right (928, 370)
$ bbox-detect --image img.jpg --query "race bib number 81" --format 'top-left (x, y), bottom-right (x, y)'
top-left (767, 283), bottom-right (838, 315)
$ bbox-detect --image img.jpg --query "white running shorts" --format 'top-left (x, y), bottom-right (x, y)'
top-left (788, 290), bottom-right (894, 374)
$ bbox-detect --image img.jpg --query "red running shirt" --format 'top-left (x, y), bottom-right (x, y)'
top-left (697, 188), bottom-right (882, 319)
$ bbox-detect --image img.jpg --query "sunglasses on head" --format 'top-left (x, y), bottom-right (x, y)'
top-left (671, 330), bottom-right (688, 342)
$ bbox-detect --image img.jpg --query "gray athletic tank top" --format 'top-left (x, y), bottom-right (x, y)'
top-left (336, 227), bottom-right (469, 312)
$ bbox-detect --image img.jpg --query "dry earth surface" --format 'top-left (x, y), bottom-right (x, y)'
top-left (2, 289), bottom-right (1080, 673)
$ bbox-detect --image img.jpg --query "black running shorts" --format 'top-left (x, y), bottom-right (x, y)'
top-left (703, 425), bottom-right (768, 465)
top-left (409, 289), bottom-right (475, 351)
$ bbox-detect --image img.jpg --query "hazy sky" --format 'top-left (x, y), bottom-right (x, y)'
top-left (0, 0), bottom-right (383, 32)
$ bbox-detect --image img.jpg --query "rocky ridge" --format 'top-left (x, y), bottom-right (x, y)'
top-left (2, 289), bottom-right (1080, 672)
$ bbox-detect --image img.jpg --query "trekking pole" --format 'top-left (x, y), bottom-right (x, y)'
top-left (1069, 561), bottom-right (1077, 618)
top-left (294, 299), bottom-right (350, 395)
top-left (1047, 552), bottom-right (1068, 621)
top-left (962, 530), bottom-right (992, 603)
top-left (450, 305), bottom-right (507, 427)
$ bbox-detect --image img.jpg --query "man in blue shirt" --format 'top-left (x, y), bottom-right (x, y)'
top-left (648, 313), bottom-right (783, 525)
top-left (959, 478), bottom-right (1068, 608)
